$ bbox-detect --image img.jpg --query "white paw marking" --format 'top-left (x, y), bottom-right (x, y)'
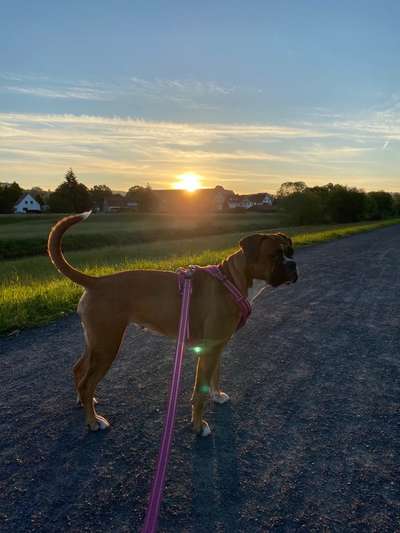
top-left (201, 423), bottom-right (211, 437)
top-left (211, 391), bottom-right (230, 404)
top-left (88, 416), bottom-right (110, 431)
top-left (96, 416), bottom-right (110, 430)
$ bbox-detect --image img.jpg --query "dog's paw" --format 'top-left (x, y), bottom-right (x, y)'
top-left (192, 420), bottom-right (211, 437)
top-left (87, 415), bottom-right (110, 431)
top-left (200, 421), bottom-right (211, 437)
top-left (211, 391), bottom-right (230, 404)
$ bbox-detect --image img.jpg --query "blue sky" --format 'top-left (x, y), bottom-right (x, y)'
top-left (1, 0), bottom-right (400, 192)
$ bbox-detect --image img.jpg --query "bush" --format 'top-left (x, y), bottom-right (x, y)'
top-left (276, 181), bottom-right (393, 224)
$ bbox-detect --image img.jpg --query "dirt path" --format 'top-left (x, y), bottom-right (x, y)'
top-left (1, 225), bottom-right (400, 532)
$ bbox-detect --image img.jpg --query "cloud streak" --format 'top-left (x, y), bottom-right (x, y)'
top-left (0, 111), bottom-right (398, 192)
top-left (0, 73), bottom-right (238, 108)
top-left (3, 85), bottom-right (112, 101)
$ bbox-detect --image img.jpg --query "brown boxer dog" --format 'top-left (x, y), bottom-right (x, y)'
top-left (48, 212), bottom-right (298, 436)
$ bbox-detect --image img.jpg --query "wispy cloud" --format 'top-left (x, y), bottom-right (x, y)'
top-left (3, 85), bottom-right (112, 101)
top-left (0, 72), bottom-right (51, 83)
top-left (0, 110), bottom-right (398, 192)
top-left (0, 73), bottom-right (249, 108)
top-left (130, 76), bottom-right (236, 96)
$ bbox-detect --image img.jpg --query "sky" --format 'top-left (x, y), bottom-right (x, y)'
top-left (1, 0), bottom-right (400, 194)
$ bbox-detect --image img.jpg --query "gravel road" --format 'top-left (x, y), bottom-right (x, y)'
top-left (1, 226), bottom-right (400, 532)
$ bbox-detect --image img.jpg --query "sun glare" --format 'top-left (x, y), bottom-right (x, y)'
top-left (174, 172), bottom-right (201, 192)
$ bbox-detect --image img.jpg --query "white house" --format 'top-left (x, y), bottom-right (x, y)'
top-left (227, 193), bottom-right (274, 209)
top-left (14, 193), bottom-right (42, 213)
top-left (258, 194), bottom-right (273, 206)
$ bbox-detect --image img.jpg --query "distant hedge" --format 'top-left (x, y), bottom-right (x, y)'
top-left (0, 221), bottom-right (281, 260)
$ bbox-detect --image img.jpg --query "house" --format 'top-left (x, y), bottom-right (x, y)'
top-left (154, 186), bottom-right (234, 213)
top-left (103, 194), bottom-right (138, 212)
top-left (14, 193), bottom-right (42, 213)
top-left (228, 192), bottom-right (273, 210)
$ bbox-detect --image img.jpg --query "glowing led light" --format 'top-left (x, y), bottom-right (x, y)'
top-left (192, 346), bottom-right (203, 354)
top-left (199, 385), bottom-right (210, 394)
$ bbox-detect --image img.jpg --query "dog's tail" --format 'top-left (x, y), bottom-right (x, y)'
top-left (47, 211), bottom-right (97, 288)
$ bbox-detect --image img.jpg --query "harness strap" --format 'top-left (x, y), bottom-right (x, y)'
top-left (177, 264), bottom-right (251, 334)
top-left (203, 265), bottom-right (252, 330)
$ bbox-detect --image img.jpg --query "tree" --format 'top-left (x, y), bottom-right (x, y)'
top-left (325, 185), bottom-right (366, 222)
top-left (0, 182), bottom-right (23, 213)
top-left (30, 187), bottom-right (46, 206)
top-left (34, 193), bottom-right (45, 206)
top-left (280, 188), bottom-right (324, 224)
top-left (392, 193), bottom-right (400, 216)
top-left (276, 181), bottom-right (369, 224)
top-left (48, 169), bottom-right (92, 213)
top-left (367, 191), bottom-right (394, 219)
top-left (276, 181), bottom-right (323, 224)
top-left (126, 184), bottom-right (158, 212)
top-left (90, 185), bottom-right (113, 211)
top-left (276, 181), bottom-right (307, 199)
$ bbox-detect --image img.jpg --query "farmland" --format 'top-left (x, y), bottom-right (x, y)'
top-left (0, 211), bottom-right (284, 259)
top-left (1, 212), bottom-right (399, 334)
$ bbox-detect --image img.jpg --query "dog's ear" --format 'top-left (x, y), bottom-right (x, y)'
top-left (275, 232), bottom-right (292, 245)
top-left (274, 232), bottom-right (294, 256)
top-left (239, 234), bottom-right (265, 262)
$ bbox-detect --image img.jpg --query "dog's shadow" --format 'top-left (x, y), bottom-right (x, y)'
top-left (191, 402), bottom-right (241, 533)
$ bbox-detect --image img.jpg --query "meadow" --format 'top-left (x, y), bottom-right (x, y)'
top-left (1, 212), bottom-right (399, 335)
top-left (0, 211), bottom-right (284, 259)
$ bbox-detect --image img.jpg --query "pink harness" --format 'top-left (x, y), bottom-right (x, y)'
top-left (142, 265), bottom-right (251, 532)
top-left (177, 265), bottom-right (252, 338)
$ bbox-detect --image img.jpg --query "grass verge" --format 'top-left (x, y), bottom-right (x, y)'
top-left (0, 212), bottom-right (284, 259)
top-left (1, 218), bottom-right (399, 335)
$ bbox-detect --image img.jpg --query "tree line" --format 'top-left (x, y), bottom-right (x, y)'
top-left (1, 170), bottom-right (399, 222)
top-left (0, 169), bottom-right (157, 213)
top-left (276, 181), bottom-right (399, 224)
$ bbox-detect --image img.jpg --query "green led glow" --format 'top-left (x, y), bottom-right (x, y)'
top-left (192, 346), bottom-right (203, 354)
top-left (199, 385), bottom-right (210, 394)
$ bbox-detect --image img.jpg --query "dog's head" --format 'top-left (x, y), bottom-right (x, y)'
top-left (240, 232), bottom-right (298, 287)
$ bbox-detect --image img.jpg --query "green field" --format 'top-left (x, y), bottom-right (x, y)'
top-left (1, 215), bottom-right (399, 334)
top-left (0, 211), bottom-right (284, 259)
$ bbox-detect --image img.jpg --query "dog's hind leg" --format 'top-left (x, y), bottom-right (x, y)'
top-left (74, 349), bottom-right (88, 405)
top-left (77, 321), bottom-right (126, 431)
top-left (73, 349), bottom-right (99, 407)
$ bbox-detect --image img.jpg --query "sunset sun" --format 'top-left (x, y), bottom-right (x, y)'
top-left (174, 172), bottom-right (202, 192)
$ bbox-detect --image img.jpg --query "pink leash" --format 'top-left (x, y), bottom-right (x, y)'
top-left (142, 265), bottom-right (251, 532)
top-left (141, 268), bottom-right (193, 533)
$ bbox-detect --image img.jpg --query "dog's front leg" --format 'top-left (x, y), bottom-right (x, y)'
top-left (191, 342), bottom-right (226, 437)
top-left (210, 354), bottom-right (230, 404)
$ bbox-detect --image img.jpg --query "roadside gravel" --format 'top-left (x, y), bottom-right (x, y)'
top-left (1, 225), bottom-right (399, 532)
